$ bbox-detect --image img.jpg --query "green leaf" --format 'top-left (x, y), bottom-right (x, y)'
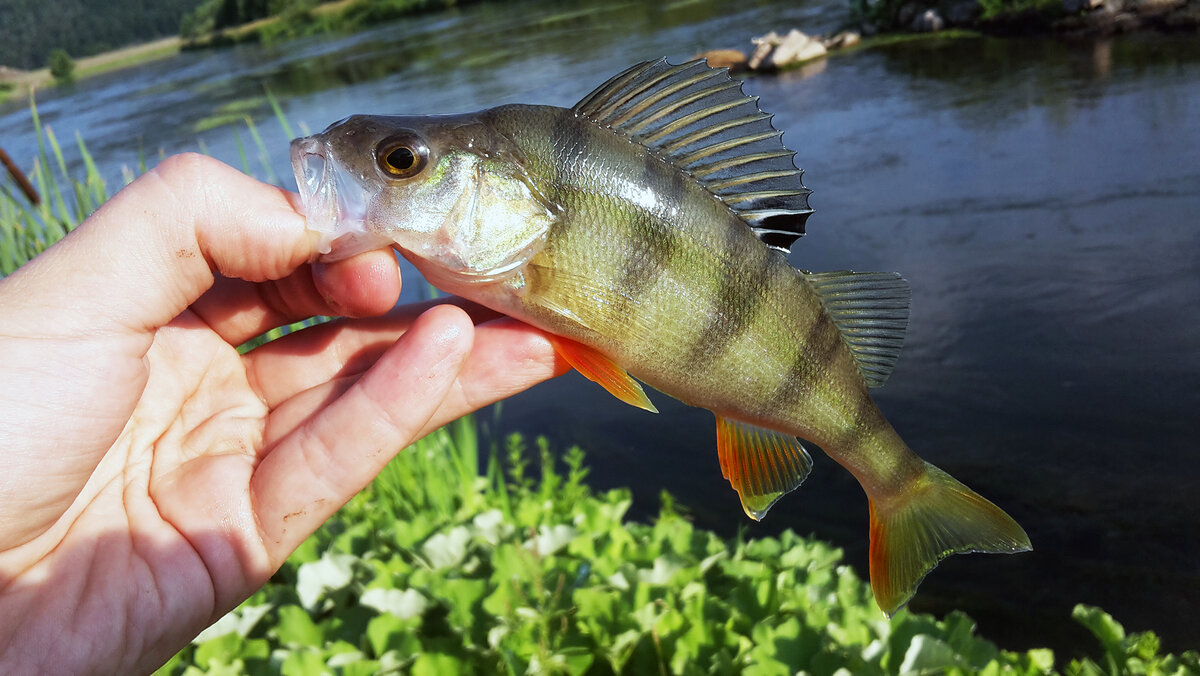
top-left (360, 588), bottom-right (428, 620)
top-left (365, 613), bottom-right (422, 659)
top-left (279, 649), bottom-right (328, 676)
top-left (336, 660), bottom-right (384, 676)
top-left (637, 554), bottom-right (687, 586)
top-left (439, 577), bottom-right (490, 633)
top-left (1072, 604), bottom-right (1125, 650)
top-left (472, 509), bottom-right (510, 545)
top-left (193, 632), bottom-right (244, 670)
top-left (411, 652), bottom-right (467, 676)
top-left (528, 524), bottom-right (579, 556)
top-left (296, 552), bottom-right (357, 611)
top-left (1027, 648), bottom-right (1055, 671)
top-left (274, 605), bottom-right (324, 647)
top-left (898, 635), bottom-right (960, 674)
top-left (422, 526), bottom-right (471, 569)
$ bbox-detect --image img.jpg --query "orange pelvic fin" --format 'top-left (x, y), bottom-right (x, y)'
top-left (548, 335), bottom-right (658, 413)
top-left (868, 462), bottom-right (1032, 616)
top-left (715, 415), bottom-right (812, 521)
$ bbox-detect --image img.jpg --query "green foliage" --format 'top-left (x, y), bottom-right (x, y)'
top-left (154, 421), bottom-right (1200, 674)
top-left (181, 0), bottom-right (324, 40)
top-left (974, 0), bottom-right (1064, 21)
top-left (47, 48), bottom-right (76, 83)
top-left (849, 0), bottom-right (1063, 31)
top-left (1065, 606), bottom-right (1199, 676)
top-left (183, 0), bottom-right (286, 32)
top-left (0, 0), bottom-right (198, 70)
top-left (0, 99), bottom-right (108, 276)
top-left (0, 89), bottom-right (292, 280)
top-left (181, 0), bottom-right (484, 45)
top-left (850, 0), bottom-right (910, 32)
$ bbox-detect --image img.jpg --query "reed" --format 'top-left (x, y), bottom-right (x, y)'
top-left (0, 99), bottom-right (108, 276)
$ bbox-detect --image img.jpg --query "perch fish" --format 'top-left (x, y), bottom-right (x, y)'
top-left (289, 58), bottom-right (1031, 614)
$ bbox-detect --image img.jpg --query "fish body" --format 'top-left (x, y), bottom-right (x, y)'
top-left (290, 59), bottom-right (1030, 614)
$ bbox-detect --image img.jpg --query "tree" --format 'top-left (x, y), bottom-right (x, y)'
top-left (48, 48), bottom-right (75, 84)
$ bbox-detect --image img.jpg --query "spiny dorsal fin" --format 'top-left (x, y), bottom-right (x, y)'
top-left (573, 58), bottom-right (813, 253)
top-left (804, 271), bottom-right (910, 388)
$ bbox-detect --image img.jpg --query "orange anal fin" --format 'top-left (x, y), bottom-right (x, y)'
top-left (715, 415), bottom-right (812, 521)
top-left (867, 462), bottom-right (1032, 616)
top-left (548, 335), bottom-right (657, 413)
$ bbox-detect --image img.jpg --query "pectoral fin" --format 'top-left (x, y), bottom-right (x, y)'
top-left (715, 415), bottom-right (812, 520)
top-left (548, 335), bottom-right (658, 413)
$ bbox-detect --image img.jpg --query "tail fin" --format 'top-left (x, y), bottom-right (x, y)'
top-left (868, 462), bottom-right (1031, 616)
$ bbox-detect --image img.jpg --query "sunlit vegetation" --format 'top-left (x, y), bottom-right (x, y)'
top-left (180, 0), bottom-right (488, 46)
top-left (153, 421), bottom-right (1198, 674)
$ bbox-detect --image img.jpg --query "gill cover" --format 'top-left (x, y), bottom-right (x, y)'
top-left (290, 114), bottom-right (555, 282)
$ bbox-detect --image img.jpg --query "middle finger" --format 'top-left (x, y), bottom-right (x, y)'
top-left (243, 297), bottom-right (503, 408)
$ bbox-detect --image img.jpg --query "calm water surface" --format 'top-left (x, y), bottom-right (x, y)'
top-left (3, 0), bottom-right (1198, 656)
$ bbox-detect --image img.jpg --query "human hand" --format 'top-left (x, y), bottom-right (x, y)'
top-left (0, 154), bottom-right (564, 674)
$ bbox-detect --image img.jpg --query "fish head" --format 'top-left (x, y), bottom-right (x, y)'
top-left (290, 113), bottom-right (555, 286)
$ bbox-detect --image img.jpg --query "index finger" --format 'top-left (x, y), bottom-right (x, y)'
top-left (2, 154), bottom-right (324, 340)
top-left (191, 248), bottom-right (402, 347)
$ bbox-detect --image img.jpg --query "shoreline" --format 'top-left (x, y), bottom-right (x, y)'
top-left (852, 0), bottom-right (1198, 39)
top-left (2, 0), bottom-right (1195, 107)
top-left (0, 36), bottom-right (182, 105)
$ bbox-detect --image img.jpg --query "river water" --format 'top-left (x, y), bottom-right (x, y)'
top-left (3, 0), bottom-right (1198, 657)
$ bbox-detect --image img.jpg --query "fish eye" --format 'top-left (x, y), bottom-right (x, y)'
top-left (376, 133), bottom-right (429, 178)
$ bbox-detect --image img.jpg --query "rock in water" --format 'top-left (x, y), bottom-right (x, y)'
top-left (823, 30), bottom-right (862, 49)
top-left (750, 29), bottom-right (827, 70)
top-left (912, 8), bottom-right (947, 31)
top-left (696, 49), bottom-right (749, 72)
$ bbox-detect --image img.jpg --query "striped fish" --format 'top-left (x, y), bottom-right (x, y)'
top-left (290, 58), bottom-right (1031, 615)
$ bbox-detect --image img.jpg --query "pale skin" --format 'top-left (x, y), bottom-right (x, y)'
top-left (0, 153), bottom-right (566, 674)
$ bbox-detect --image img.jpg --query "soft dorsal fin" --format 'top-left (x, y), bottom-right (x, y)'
top-left (573, 58), bottom-right (813, 253)
top-left (804, 271), bottom-right (910, 388)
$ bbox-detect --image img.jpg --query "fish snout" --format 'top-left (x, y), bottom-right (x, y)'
top-left (289, 134), bottom-right (391, 261)
top-left (290, 135), bottom-right (328, 210)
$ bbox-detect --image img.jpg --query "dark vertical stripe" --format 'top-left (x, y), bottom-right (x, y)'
top-left (611, 152), bottom-right (682, 301)
top-left (762, 308), bottom-right (842, 417)
top-left (684, 224), bottom-right (773, 366)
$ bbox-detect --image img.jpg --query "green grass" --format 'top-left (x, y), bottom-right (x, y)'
top-left (0, 98), bottom-right (109, 276)
top-left (184, 0), bottom-right (489, 48)
top-left (5, 92), bottom-right (1199, 676)
top-left (74, 40), bottom-right (183, 79)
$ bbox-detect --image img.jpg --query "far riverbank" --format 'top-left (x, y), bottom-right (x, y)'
top-left (2, 0), bottom-right (1195, 106)
top-left (0, 36), bottom-right (182, 105)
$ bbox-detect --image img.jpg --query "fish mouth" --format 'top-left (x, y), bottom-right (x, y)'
top-left (289, 135), bottom-right (369, 259)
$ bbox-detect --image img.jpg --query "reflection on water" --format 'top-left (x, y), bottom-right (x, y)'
top-left (3, 0), bottom-right (1200, 656)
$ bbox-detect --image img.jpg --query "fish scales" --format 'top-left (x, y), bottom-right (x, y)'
top-left (289, 57), bottom-right (1032, 616)
top-left (490, 103), bottom-right (863, 437)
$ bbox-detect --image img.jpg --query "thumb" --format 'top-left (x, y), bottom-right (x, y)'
top-left (2, 153), bottom-right (316, 338)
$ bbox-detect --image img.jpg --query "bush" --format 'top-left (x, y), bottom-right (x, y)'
top-left (153, 422), bottom-right (1199, 674)
top-left (47, 48), bottom-right (75, 84)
